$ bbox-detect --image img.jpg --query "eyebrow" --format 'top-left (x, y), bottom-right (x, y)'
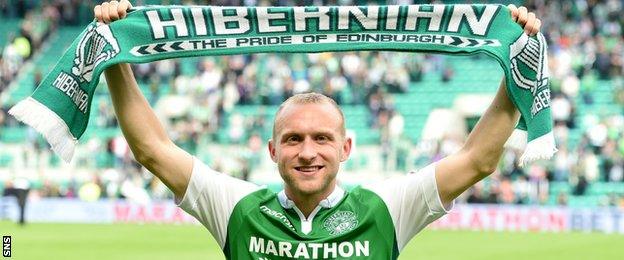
top-left (279, 129), bottom-right (337, 141)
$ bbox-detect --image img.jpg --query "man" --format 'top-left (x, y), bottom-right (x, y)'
top-left (2, 179), bottom-right (30, 225)
top-left (95, 1), bottom-right (541, 259)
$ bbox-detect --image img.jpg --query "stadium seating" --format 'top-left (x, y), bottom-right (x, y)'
top-left (5, 27), bottom-right (85, 106)
top-left (0, 18), bottom-right (21, 47)
top-left (0, 1), bottom-right (623, 208)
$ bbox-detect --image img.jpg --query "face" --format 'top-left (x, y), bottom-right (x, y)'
top-left (269, 102), bottom-right (352, 198)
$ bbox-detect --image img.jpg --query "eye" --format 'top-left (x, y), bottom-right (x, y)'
top-left (286, 135), bottom-right (301, 143)
top-left (315, 135), bottom-right (329, 143)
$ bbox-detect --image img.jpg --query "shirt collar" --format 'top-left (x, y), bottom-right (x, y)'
top-left (277, 186), bottom-right (345, 209)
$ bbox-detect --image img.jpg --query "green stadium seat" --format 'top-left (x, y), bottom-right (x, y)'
top-left (0, 18), bottom-right (21, 46)
top-left (0, 127), bottom-right (27, 143)
top-left (0, 153), bottom-right (13, 167)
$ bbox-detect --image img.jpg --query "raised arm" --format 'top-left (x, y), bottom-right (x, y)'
top-left (96, 0), bottom-right (192, 198)
top-left (435, 5), bottom-right (542, 205)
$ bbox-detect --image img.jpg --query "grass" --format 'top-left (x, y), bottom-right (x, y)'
top-left (1, 221), bottom-right (623, 259)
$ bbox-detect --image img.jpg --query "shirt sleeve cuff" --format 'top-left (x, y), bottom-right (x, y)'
top-left (420, 163), bottom-right (454, 214)
top-left (175, 157), bottom-right (205, 210)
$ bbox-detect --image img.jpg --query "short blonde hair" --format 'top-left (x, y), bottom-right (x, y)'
top-left (272, 92), bottom-right (345, 139)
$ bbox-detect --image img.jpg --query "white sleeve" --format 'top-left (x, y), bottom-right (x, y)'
top-left (364, 163), bottom-right (453, 251)
top-left (176, 157), bottom-right (260, 249)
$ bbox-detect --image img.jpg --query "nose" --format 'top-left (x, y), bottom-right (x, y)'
top-left (298, 138), bottom-right (317, 163)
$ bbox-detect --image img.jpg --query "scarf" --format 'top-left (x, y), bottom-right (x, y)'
top-left (8, 4), bottom-right (556, 165)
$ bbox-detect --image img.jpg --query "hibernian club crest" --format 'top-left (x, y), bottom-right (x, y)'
top-left (509, 33), bottom-right (550, 116)
top-left (72, 23), bottom-right (120, 83)
top-left (323, 211), bottom-right (358, 236)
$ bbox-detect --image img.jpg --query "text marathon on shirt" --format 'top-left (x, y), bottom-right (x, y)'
top-left (250, 236), bottom-right (370, 259)
top-left (135, 5), bottom-right (501, 55)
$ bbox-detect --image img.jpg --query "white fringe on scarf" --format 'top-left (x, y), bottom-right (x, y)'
top-left (8, 97), bottom-right (76, 162)
top-left (505, 129), bottom-right (557, 166)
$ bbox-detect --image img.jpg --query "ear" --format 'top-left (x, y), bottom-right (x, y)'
top-left (268, 139), bottom-right (278, 163)
top-left (340, 137), bottom-right (353, 162)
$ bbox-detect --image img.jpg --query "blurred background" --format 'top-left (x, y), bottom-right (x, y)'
top-left (0, 0), bottom-right (623, 259)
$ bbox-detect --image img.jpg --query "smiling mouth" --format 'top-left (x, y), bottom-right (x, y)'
top-left (294, 166), bottom-right (325, 174)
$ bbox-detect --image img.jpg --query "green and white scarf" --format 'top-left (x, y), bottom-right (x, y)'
top-left (9, 4), bottom-right (556, 165)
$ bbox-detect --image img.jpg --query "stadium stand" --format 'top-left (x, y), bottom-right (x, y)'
top-left (0, 0), bottom-right (623, 209)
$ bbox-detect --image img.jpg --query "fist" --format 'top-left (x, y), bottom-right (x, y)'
top-left (508, 4), bottom-right (542, 36)
top-left (94, 0), bottom-right (133, 24)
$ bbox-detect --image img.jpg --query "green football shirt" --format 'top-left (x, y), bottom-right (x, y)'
top-left (178, 158), bottom-right (452, 259)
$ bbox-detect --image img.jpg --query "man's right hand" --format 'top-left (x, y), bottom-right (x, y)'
top-left (94, 0), bottom-right (133, 24)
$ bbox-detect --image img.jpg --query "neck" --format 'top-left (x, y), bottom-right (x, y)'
top-left (285, 185), bottom-right (336, 218)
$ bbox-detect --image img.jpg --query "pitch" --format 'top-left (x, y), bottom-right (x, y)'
top-left (1, 221), bottom-right (622, 259)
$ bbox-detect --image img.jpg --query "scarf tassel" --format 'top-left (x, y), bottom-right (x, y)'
top-left (8, 97), bottom-right (76, 162)
top-left (505, 129), bottom-right (557, 166)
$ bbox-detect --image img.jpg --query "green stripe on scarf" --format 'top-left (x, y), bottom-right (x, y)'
top-left (8, 4), bottom-right (557, 164)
